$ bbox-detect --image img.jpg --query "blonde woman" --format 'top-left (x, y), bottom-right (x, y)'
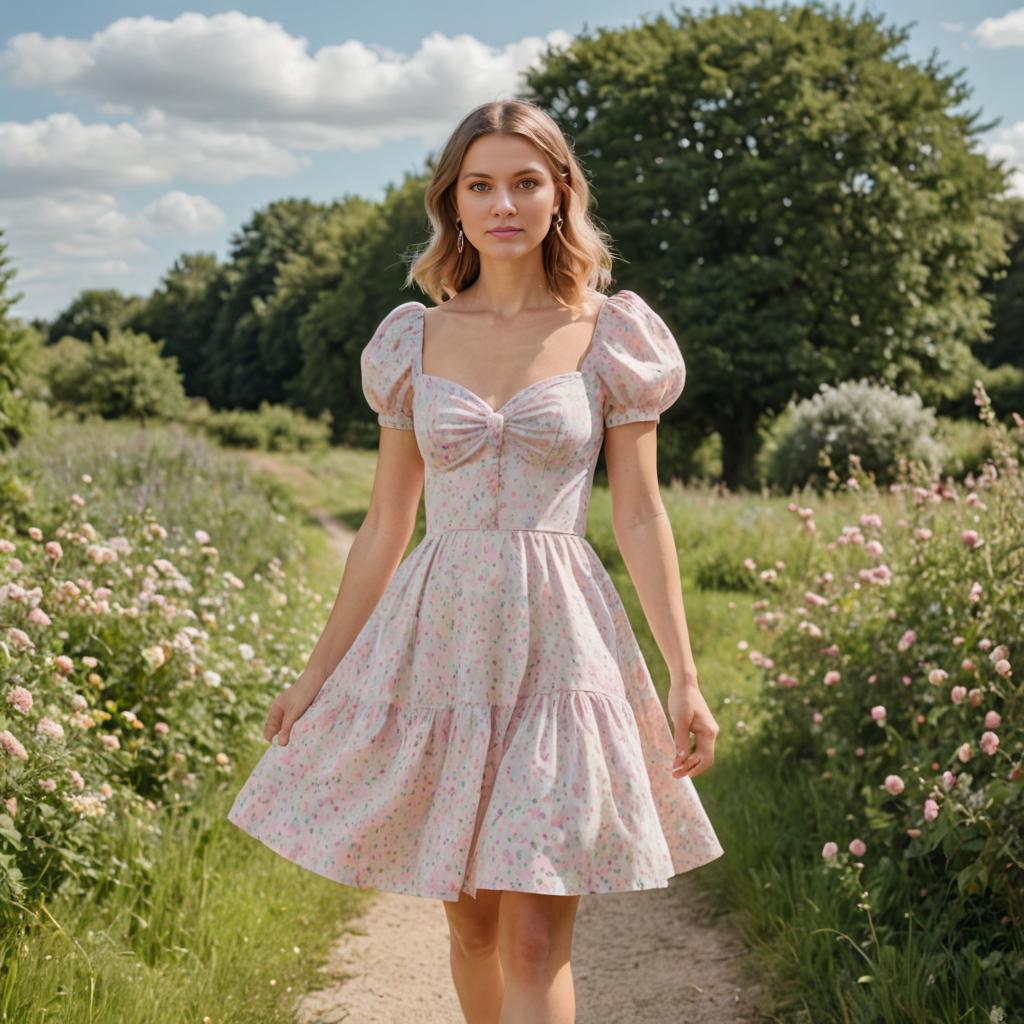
top-left (229, 98), bottom-right (724, 1024)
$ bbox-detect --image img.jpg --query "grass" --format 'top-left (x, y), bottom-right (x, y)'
top-left (0, 753), bottom-right (375, 1023)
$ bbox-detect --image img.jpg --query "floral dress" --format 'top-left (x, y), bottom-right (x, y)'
top-left (227, 289), bottom-right (725, 902)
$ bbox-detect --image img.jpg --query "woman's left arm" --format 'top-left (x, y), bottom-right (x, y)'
top-left (604, 421), bottom-right (720, 779)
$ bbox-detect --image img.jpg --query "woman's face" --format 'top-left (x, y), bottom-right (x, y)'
top-left (455, 132), bottom-right (561, 259)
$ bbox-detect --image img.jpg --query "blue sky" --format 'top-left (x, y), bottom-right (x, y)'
top-left (1, 1), bottom-right (1021, 321)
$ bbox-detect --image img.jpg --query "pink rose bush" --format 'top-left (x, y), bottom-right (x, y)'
top-left (747, 383), bottom-right (1021, 996)
top-left (0, 453), bottom-right (320, 910)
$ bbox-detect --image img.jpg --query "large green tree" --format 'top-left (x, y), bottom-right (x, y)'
top-left (201, 198), bottom-right (326, 409)
top-left (0, 231), bottom-right (36, 450)
top-left (975, 195), bottom-right (1024, 369)
top-left (46, 288), bottom-right (144, 345)
top-left (525, 0), bottom-right (1012, 489)
top-left (130, 252), bottom-right (224, 394)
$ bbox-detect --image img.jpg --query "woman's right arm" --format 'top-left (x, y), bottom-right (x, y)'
top-left (265, 425), bottom-right (424, 746)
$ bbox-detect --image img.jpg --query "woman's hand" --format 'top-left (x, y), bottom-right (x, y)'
top-left (667, 682), bottom-right (719, 779)
top-left (264, 675), bottom-right (323, 747)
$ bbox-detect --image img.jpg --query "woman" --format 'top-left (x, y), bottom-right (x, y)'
top-left (228, 98), bottom-right (724, 1024)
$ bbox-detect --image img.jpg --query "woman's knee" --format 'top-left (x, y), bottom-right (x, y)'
top-left (444, 888), bottom-right (501, 957)
top-left (497, 892), bottom-right (580, 979)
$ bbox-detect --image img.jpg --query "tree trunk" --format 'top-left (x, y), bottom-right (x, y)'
top-left (718, 404), bottom-right (760, 492)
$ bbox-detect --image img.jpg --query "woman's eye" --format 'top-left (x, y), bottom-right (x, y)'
top-left (469, 179), bottom-right (539, 192)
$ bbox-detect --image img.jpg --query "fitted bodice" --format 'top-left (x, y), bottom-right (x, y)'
top-left (412, 302), bottom-right (609, 537)
top-left (360, 290), bottom-right (688, 539)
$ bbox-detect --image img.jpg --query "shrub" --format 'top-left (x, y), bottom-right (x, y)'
top-left (745, 381), bottom-right (1023, 1002)
top-left (46, 329), bottom-right (188, 423)
top-left (183, 398), bottom-right (332, 453)
top-left (765, 379), bottom-right (947, 493)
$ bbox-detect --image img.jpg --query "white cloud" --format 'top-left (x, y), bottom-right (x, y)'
top-left (972, 9), bottom-right (1024, 47)
top-left (940, 22), bottom-right (964, 34)
top-left (987, 121), bottom-right (1024, 197)
top-left (0, 111), bottom-right (305, 198)
top-left (0, 13), bottom-right (571, 151)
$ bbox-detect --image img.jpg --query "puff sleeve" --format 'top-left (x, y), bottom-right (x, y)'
top-left (360, 303), bottom-right (420, 430)
top-left (597, 290), bottom-right (687, 428)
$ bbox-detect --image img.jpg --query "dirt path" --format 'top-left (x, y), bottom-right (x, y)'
top-left (298, 880), bottom-right (768, 1023)
top-left (243, 451), bottom-right (771, 1022)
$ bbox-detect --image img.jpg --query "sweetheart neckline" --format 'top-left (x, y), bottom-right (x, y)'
top-left (410, 293), bottom-right (614, 416)
top-left (418, 369), bottom-right (584, 415)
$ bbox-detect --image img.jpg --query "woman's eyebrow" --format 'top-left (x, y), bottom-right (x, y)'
top-left (461, 166), bottom-right (545, 179)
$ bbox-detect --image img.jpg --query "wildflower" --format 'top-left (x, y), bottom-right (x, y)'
top-left (0, 730), bottom-right (29, 761)
top-left (951, 686), bottom-right (967, 705)
top-left (36, 718), bottom-right (65, 741)
top-left (6, 686), bottom-right (33, 714)
top-left (980, 732), bottom-right (999, 756)
top-left (897, 629), bottom-right (916, 652)
top-left (821, 841), bottom-right (838, 860)
top-left (960, 530), bottom-right (981, 548)
top-left (884, 774), bottom-right (905, 796)
top-left (870, 706), bottom-right (886, 722)
top-left (849, 838), bottom-right (866, 856)
top-left (957, 743), bottom-right (972, 763)
top-left (6, 627), bottom-right (34, 652)
top-left (824, 670), bottom-right (840, 686)
top-left (142, 645), bottom-right (167, 670)
top-left (929, 668), bottom-right (949, 686)
top-left (923, 799), bottom-right (939, 821)
top-left (984, 711), bottom-right (1001, 729)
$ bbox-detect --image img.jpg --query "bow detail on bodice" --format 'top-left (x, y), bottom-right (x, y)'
top-left (422, 375), bottom-right (577, 471)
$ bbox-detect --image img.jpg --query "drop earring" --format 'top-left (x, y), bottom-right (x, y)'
top-left (456, 218), bottom-right (464, 254)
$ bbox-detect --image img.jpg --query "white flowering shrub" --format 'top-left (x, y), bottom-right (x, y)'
top-left (766, 379), bottom-right (948, 493)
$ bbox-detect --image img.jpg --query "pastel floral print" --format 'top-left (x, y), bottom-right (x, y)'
top-left (228, 289), bottom-right (725, 902)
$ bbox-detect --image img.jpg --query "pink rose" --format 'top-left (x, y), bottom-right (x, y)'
top-left (984, 711), bottom-right (1001, 729)
top-left (923, 799), bottom-right (939, 821)
top-left (980, 731), bottom-right (999, 756)
top-left (884, 774), bottom-right (905, 796)
top-left (870, 705), bottom-right (887, 722)
top-left (951, 686), bottom-right (967, 705)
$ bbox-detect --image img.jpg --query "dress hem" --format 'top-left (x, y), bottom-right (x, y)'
top-left (227, 809), bottom-right (724, 903)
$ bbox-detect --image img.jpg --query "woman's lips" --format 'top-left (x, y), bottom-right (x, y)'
top-left (489, 228), bottom-right (522, 237)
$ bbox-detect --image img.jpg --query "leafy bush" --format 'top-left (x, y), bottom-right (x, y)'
top-left (765, 379), bottom-right (947, 493)
top-left (45, 329), bottom-right (188, 422)
top-left (184, 397), bottom-right (332, 452)
top-left (745, 381), bottom-right (1023, 1005)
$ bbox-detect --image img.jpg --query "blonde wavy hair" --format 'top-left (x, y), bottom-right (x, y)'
top-left (405, 99), bottom-right (615, 310)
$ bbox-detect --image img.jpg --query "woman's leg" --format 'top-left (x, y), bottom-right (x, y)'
top-left (496, 891), bottom-right (581, 1024)
top-left (443, 887), bottom-right (504, 1024)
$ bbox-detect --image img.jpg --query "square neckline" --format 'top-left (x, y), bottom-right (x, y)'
top-left (411, 292), bottom-right (614, 416)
